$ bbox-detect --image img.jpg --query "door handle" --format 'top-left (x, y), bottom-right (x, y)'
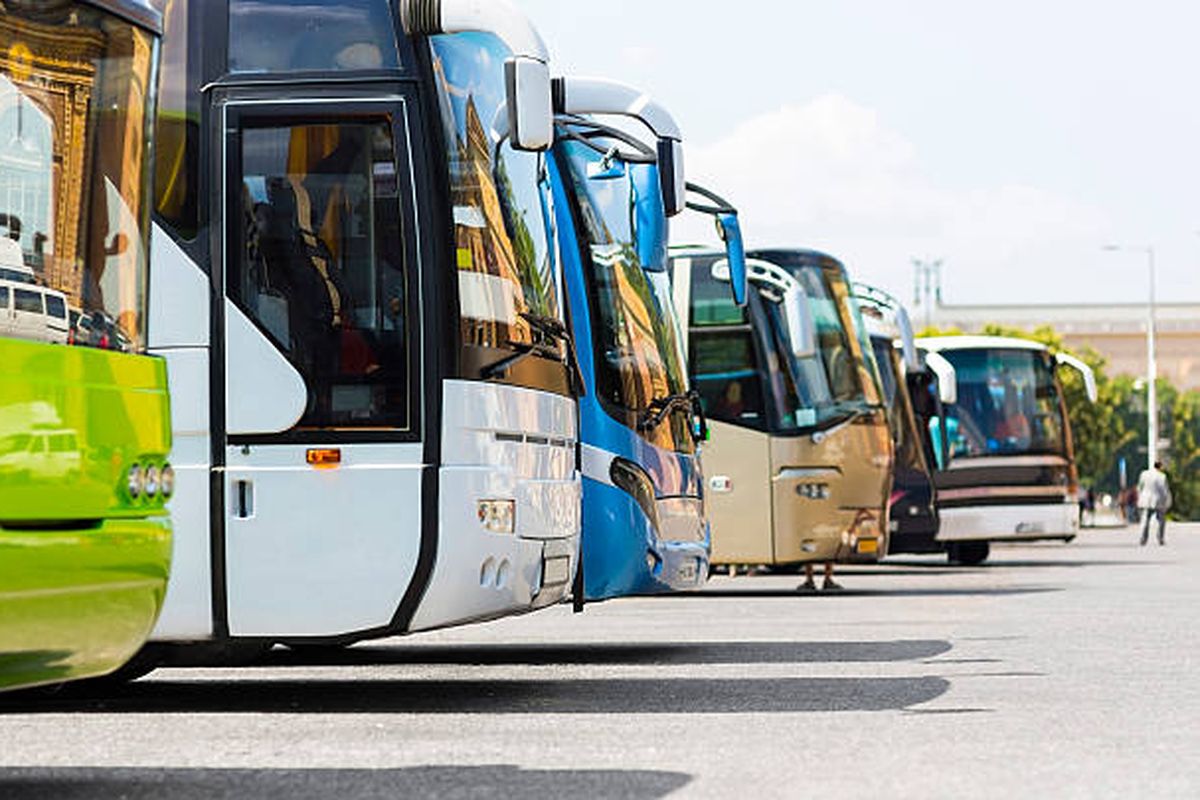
top-left (234, 479), bottom-right (255, 519)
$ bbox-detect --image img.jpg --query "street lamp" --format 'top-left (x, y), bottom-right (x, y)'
top-left (1102, 244), bottom-right (1157, 469)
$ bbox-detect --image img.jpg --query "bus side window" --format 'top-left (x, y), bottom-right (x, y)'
top-left (231, 119), bottom-right (412, 431)
top-left (690, 332), bottom-right (767, 430)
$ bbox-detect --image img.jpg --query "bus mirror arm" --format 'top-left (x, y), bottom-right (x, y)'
top-left (896, 307), bottom-right (920, 373)
top-left (552, 77), bottom-right (686, 215)
top-left (924, 351), bottom-right (958, 406)
top-left (1056, 352), bottom-right (1099, 403)
top-left (685, 183), bottom-right (748, 306)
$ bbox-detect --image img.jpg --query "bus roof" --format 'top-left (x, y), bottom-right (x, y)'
top-left (746, 247), bottom-right (843, 270)
top-left (83, 0), bottom-right (163, 34)
top-left (917, 335), bottom-right (1049, 353)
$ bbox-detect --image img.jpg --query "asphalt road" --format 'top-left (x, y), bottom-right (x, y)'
top-left (2, 525), bottom-right (1197, 799)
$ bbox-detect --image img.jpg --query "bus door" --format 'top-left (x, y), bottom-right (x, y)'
top-left (218, 95), bottom-right (425, 638)
top-left (677, 256), bottom-right (775, 565)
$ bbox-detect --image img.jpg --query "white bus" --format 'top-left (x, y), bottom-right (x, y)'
top-left (918, 336), bottom-right (1097, 564)
top-left (146, 0), bottom-right (582, 660)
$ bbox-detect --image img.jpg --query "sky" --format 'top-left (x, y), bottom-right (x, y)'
top-left (517, 0), bottom-right (1200, 307)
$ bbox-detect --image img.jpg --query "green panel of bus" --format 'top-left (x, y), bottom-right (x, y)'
top-left (0, 0), bottom-right (172, 692)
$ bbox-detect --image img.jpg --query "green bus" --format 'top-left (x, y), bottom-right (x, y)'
top-left (0, 0), bottom-right (172, 691)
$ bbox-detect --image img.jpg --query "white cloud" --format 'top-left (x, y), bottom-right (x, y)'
top-left (673, 94), bottom-right (1113, 303)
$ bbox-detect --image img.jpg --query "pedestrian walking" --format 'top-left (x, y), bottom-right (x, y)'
top-left (1136, 461), bottom-right (1172, 546)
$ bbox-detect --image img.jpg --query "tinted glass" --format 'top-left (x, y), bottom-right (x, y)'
top-left (229, 0), bottom-right (401, 73)
top-left (1, 2), bottom-right (159, 351)
top-left (153, 0), bottom-right (198, 239)
top-left (0, 286), bottom-right (8, 306)
top-left (559, 138), bottom-right (693, 453)
top-left (233, 119), bottom-right (412, 430)
top-left (429, 33), bottom-right (568, 394)
top-left (747, 254), bottom-right (884, 433)
top-left (691, 330), bottom-right (767, 431)
top-left (941, 348), bottom-right (1066, 458)
top-left (13, 289), bottom-right (41, 313)
top-left (45, 293), bottom-right (66, 319)
top-left (686, 253), bottom-right (748, 328)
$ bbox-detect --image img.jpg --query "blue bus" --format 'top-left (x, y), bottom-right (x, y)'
top-left (548, 79), bottom-right (745, 601)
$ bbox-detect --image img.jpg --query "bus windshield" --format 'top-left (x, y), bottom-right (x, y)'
top-left (760, 258), bottom-right (883, 433)
top-left (1, 2), bottom-right (158, 353)
top-left (558, 137), bottom-right (694, 454)
top-left (871, 336), bottom-right (926, 476)
top-left (940, 347), bottom-right (1066, 458)
top-left (429, 32), bottom-right (570, 394)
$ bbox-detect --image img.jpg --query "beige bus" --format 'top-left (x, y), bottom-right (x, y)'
top-left (671, 248), bottom-right (894, 570)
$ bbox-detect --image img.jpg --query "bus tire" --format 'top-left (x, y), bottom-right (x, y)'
top-left (948, 541), bottom-right (990, 566)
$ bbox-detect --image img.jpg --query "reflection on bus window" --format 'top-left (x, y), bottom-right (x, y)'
top-left (0, 4), bottom-right (158, 352)
top-left (154, 0), bottom-right (199, 239)
top-left (941, 348), bottom-right (1065, 458)
top-left (429, 32), bottom-right (567, 391)
top-left (559, 139), bottom-right (694, 454)
top-left (228, 0), bottom-right (402, 74)
top-left (233, 120), bottom-right (411, 430)
top-left (691, 332), bottom-right (767, 431)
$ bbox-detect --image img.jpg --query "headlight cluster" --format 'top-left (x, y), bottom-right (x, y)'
top-left (127, 462), bottom-right (175, 502)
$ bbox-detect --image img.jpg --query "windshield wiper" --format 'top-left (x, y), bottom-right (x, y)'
top-left (639, 390), bottom-right (707, 442)
top-left (481, 312), bottom-right (586, 396)
top-left (481, 338), bottom-right (561, 381)
top-left (521, 311), bottom-right (587, 396)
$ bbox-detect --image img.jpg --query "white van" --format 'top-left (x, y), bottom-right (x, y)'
top-left (0, 280), bottom-right (70, 345)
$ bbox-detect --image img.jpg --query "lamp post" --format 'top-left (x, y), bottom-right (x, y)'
top-left (1102, 245), bottom-right (1157, 469)
top-left (912, 258), bottom-right (944, 330)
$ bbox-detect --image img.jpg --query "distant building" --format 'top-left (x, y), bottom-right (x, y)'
top-left (927, 301), bottom-right (1200, 391)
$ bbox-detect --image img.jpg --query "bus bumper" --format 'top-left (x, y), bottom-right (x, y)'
top-left (937, 502), bottom-right (1081, 543)
top-left (0, 516), bottom-right (171, 692)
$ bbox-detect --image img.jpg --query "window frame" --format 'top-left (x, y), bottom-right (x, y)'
top-left (220, 96), bottom-right (423, 444)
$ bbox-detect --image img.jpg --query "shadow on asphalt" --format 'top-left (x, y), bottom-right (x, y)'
top-left (691, 586), bottom-right (1062, 599)
top-left (0, 766), bottom-right (691, 800)
top-left (0, 675), bottom-right (950, 716)
top-left (870, 559), bottom-right (1167, 570)
top-left (259, 639), bottom-right (953, 668)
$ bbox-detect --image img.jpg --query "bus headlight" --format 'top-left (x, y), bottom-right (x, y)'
top-left (145, 465), bottom-right (161, 498)
top-left (127, 464), bottom-right (145, 499)
top-left (161, 465), bottom-right (176, 499)
top-left (611, 458), bottom-right (661, 534)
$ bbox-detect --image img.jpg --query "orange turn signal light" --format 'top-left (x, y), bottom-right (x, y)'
top-left (306, 448), bottom-right (342, 469)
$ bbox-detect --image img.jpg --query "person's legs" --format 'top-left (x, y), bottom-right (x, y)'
top-left (1140, 510), bottom-right (1152, 546)
top-left (799, 563), bottom-right (817, 592)
top-left (1157, 510), bottom-right (1167, 545)
top-left (822, 562), bottom-right (843, 591)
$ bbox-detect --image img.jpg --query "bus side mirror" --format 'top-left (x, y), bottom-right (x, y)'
top-left (505, 57), bottom-right (553, 152)
top-left (925, 351), bottom-right (958, 405)
top-left (716, 213), bottom-right (748, 307)
top-left (784, 285), bottom-right (817, 360)
top-left (657, 138), bottom-right (686, 217)
top-left (1056, 352), bottom-right (1099, 403)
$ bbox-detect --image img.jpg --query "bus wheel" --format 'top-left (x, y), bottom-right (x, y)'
top-left (948, 541), bottom-right (990, 566)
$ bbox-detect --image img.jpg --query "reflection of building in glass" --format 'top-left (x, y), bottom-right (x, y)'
top-left (0, 10), bottom-right (152, 347)
top-left (433, 53), bottom-right (532, 349)
top-left (0, 14), bottom-right (103, 295)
